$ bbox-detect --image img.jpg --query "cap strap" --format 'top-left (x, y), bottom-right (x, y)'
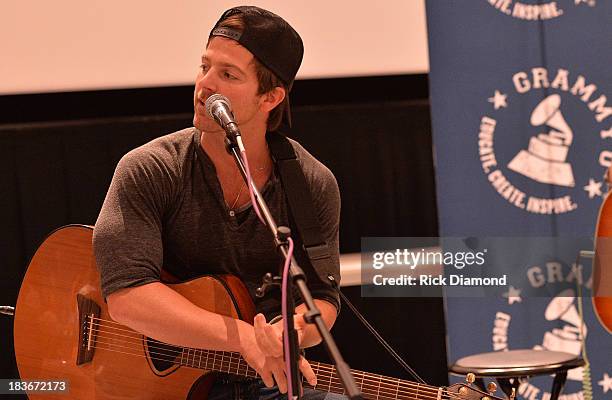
top-left (211, 27), bottom-right (242, 41)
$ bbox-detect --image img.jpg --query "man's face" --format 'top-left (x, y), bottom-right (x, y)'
top-left (193, 37), bottom-right (264, 134)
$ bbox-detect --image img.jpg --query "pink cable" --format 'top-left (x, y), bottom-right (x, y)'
top-left (281, 237), bottom-right (295, 397)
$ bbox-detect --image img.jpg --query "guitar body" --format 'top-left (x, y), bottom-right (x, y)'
top-left (14, 225), bottom-right (255, 399)
top-left (594, 190), bottom-right (612, 333)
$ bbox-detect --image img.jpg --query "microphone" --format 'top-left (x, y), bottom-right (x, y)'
top-left (205, 94), bottom-right (241, 140)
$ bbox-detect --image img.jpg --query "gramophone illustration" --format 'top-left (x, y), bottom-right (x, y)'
top-left (533, 289), bottom-right (586, 381)
top-left (508, 94), bottom-right (575, 187)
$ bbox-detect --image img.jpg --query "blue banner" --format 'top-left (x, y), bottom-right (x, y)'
top-left (426, 1), bottom-right (611, 399)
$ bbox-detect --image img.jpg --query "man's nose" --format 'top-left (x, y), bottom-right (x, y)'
top-left (198, 68), bottom-right (218, 94)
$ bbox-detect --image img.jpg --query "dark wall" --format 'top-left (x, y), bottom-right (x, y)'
top-left (0, 75), bottom-right (447, 393)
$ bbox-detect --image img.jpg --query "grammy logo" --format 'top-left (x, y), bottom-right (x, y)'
top-left (508, 94), bottom-right (575, 187)
top-left (534, 289), bottom-right (586, 381)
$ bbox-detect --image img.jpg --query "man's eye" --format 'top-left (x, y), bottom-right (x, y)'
top-left (200, 64), bottom-right (209, 73)
top-left (223, 71), bottom-right (237, 80)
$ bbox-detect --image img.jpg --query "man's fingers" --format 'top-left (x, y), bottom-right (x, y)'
top-left (263, 323), bottom-right (283, 357)
top-left (270, 357), bottom-right (287, 393)
top-left (299, 356), bottom-right (317, 386)
top-left (254, 313), bottom-right (283, 358)
top-left (254, 313), bottom-right (266, 333)
top-left (260, 369), bottom-right (275, 389)
top-left (253, 313), bottom-right (314, 393)
top-left (253, 314), bottom-right (273, 353)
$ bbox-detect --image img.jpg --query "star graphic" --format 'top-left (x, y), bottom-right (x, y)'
top-left (601, 127), bottom-right (612, 139)
top-left (599, 373), bottom-right (612, 394)
top-left (503, 286), bottom-right (522, 305)
top-left (584, 178), bottom-right (603, 199)
top-left (488, 90), bottom-right (508, 110)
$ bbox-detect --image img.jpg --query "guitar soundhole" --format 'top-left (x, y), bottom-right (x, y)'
top-left (145, 337), bottom-right (182, 374)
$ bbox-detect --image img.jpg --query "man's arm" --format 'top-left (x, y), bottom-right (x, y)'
top-left (107, 282), bottom-right (252, 352)
top-left (295, 299), bottom-right (338, 348)
top-left (107, 281), bottom-right (317, 391)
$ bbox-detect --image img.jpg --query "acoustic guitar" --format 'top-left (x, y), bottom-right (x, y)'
top-left (14, 225), bottom-right (502, 399)
top-left (593, 169), bottom-right (612, 333)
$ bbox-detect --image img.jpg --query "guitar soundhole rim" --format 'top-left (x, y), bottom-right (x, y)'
top-left (144, 337), bottom-right (182, 376)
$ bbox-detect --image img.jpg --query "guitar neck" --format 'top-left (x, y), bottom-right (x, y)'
top-left (309, 360), bottom-right (442, 400)
top-left (178, 348), bottom-right (442, 399)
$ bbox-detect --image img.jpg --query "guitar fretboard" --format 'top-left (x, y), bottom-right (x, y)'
top-left (177, 348), bottom-right (442, 400)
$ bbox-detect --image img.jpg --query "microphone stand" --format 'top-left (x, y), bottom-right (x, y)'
top-left (224, 135), bottom-right (363, 400)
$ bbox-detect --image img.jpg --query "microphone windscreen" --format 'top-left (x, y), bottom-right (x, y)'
top-left (205, 94), bottom-right (232, 119)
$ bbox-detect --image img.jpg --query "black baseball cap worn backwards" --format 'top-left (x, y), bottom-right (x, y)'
top-left (209, 6), bottom-right (304, 127)
top-left (210, 6), bottom-right (304, 88)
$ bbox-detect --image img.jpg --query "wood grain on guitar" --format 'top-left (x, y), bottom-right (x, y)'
top-left (13, 225), bottom-right (504, 399)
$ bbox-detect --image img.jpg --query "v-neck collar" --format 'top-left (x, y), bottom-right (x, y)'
top-left (193, 129), bottom-right (278, 227)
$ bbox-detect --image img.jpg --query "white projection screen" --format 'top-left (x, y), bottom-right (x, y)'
top-left (1, 0), bottom-right (429, 95)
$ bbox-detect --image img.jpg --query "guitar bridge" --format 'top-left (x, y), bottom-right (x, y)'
top-left (76, 294), bottom-right (101, 365)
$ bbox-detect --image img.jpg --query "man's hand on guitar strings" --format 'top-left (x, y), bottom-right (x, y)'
top-left (238, 313), bottom-right (316, 393)
top-left (255, 313), bottom-right (308, 355)
top-left (254, 313), bottom-right (316, 387)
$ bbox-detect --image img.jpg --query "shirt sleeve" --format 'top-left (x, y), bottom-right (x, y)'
top-left (295, 151), bottom-right (342, 313)
top-left (93, 146), bottom-right (179, 300)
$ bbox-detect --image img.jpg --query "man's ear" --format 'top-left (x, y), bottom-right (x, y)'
top-left (260, 87), bottom-right (286, 113)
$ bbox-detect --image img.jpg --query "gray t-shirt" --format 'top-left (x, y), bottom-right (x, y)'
top-left (93, 127), bottom-right (340, 318)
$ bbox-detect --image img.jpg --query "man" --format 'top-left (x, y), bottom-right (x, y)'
top-left (93, 6), bottom-right (346, 399)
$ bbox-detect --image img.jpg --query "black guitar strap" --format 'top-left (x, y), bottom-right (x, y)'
top-left (266, 131), bottom-right (334, 284)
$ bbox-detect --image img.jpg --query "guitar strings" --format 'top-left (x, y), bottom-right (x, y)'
top-left (93, 337), bottom-right (457, 400)
top-left (90, 339), bottom-right (454, 400)
top-left (94, 334), bottom-right (446, 400)
top-left (90, 334), bottom-right (464, 400)
top-left (90, 337), bottom-right (460, 400)
top-left (94, 331), bottom-right (435, 400)
top-left (91, 334), bottom-right (444, 400)
top-left (86, 317), bottom-right (464, 400)
top-left (90, 315), bottom-right (436, 394)
top-left (86, 317), bottom-right (467, 400)
top-left (89, 332), bottom-right (454, 400)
